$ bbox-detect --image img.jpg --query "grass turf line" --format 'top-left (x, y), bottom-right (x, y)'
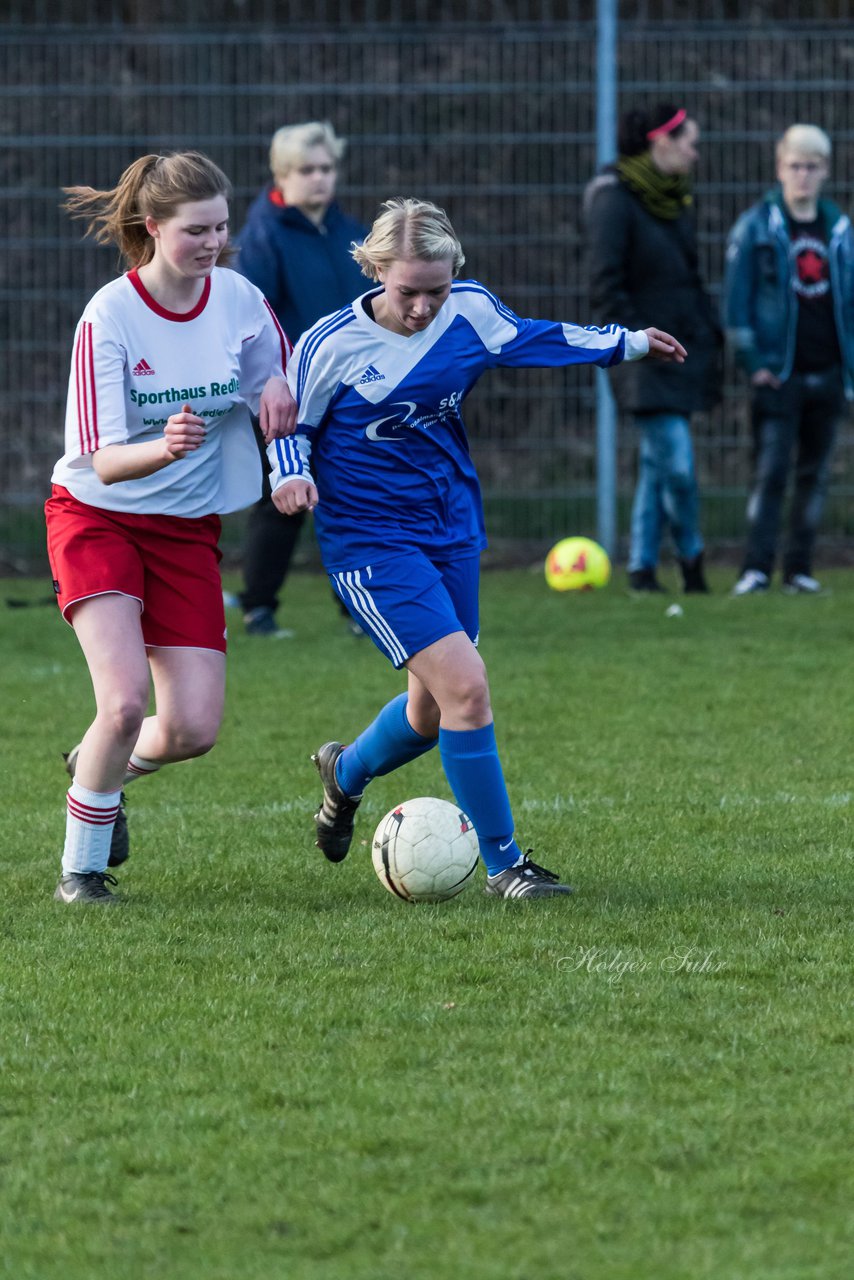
top-left (0, 568), bottom-right (851, 1279)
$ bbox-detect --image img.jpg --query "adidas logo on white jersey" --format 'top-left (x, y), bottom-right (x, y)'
top-left (132, 358), bottom-right (155, 376)
top-left (357, 364), bottom-right (385, 385)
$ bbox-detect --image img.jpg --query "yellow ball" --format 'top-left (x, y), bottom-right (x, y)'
top-left (545, 537), bottom-right (611, 592)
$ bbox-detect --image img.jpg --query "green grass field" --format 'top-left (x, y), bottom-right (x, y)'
top-left (1, 565), bottom-right (852, 1280)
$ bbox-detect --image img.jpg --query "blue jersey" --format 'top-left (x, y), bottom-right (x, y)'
top-left (269, 280), bottom-right (648, 570)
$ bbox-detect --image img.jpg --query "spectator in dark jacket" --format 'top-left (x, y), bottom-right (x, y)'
top-left (724, 124), bottom-right (854, 596)
top-left (585, 103), bottom-right (721, 593)
top-left (231, 121), bottom-right (369, 636)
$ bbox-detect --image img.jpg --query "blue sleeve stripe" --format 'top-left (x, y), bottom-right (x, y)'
top-left (297, 309), bottom-right (357, 402)
top-left (452, 281), bottom-right (518, 325)
top-left (274, 436), bottom-right (303, 477)
top-left (296, 311), bottom-right (344, 400)
top-left (274, 438), bottom-right (287, 475)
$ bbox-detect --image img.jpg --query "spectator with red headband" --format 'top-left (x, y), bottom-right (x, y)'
top-left (584, 102), bottom-right (722, 594)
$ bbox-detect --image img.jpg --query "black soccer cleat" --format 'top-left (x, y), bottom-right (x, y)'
top-left (311, 741), bottom-right (362, 863)
top-left (63, 746), bottom-right (130, 867)
top-left (106, 798), bottom-right (130, 867)
top-left (484, 851), bottom-right (574, 900)
top-left (54, 871), bottom-right (120, 905)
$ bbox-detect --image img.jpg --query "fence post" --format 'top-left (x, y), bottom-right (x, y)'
top-left (595, 0), bottom-right (619, 560)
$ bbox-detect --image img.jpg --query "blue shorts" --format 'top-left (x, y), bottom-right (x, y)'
top-left (330, 551), bottom-right (480, 669)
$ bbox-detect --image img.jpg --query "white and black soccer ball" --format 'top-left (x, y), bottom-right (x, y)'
top-left (371, 797), bottom-right (480, 903)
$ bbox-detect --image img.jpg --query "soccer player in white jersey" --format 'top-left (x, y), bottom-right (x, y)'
top-left (46, 151), bottom-right (295, 904)
top-left (272, 197), bottom-right (685, 899)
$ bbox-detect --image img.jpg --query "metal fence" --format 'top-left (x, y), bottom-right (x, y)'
top-left (4, 3), bottom-right (853, 24)
top-left (3, 13), bottom-right (854, 570)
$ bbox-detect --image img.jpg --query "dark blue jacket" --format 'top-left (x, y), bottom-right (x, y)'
top-left (235, 189), bottom-right (369, 344)
top-left (723, 189), bottom-right (854, 393)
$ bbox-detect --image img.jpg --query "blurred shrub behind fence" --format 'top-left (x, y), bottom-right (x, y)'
top-left (3, 10), bottom-right (854, 569)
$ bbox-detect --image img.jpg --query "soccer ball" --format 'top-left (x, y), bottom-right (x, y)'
top-left (545, 536), bottom-right (611, 591)
top-left (371, 797), bottom-right (480, 903)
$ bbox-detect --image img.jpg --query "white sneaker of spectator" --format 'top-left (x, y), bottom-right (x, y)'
top-left (782, 573), bottom-right (823, 595)
top-left (731, 569), bottom-right (769, 596)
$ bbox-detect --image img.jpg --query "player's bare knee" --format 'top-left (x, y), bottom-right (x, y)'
top-left (447, 671), bottom-right (491, 723)
top-left (167, 725), bottom-right (219, 760)
top-left (190, 733), bottom-right (218, 759)
top-left (101, 697), bottom-right (147, 744)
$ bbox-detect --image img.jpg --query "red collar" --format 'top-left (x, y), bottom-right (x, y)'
top-left (127, 268), bottom-right (211, 322)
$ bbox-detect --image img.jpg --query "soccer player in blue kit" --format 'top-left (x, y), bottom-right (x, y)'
top-left (270, 198), bottom-right (686, 899)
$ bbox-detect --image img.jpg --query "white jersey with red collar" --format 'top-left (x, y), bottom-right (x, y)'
top-left (52, 266), bottom-right (290, 516)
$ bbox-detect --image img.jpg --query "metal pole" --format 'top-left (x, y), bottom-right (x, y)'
top-left (595, 0), bottom-right (618, 559)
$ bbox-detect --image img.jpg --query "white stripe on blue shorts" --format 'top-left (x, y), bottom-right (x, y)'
top-left (333, 568), bottom-right (409, 666)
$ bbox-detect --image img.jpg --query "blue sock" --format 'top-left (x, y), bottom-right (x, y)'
top-left (336, 693), bottom-right (437, 797)
top-left (438, 723), bottom-right (521, 875)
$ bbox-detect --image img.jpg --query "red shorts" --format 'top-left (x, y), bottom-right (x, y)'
top-left (45, 486), bottom-right (227, 652)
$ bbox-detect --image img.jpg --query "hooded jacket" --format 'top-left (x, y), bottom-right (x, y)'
top-left (236, 188), bottom-right (369, 344)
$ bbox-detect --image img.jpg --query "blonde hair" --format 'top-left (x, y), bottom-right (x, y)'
top-left (777, 124), bottom-right (831, 163)
top-left (269, 122), bottom-right (345, 178)
top-left (62, 151), bottom-right (232, 269)
top-left (352, 197), bottom-right (465, 282)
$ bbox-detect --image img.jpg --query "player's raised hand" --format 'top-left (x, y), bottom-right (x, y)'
top-left (644, 328), bottom-right (687, 363)
top-left (163, 404), bottom-right (206, 459)
top-left (259, 376), bottom-right (298, 442)
top-left (272, 478), bottom-right (318, 515)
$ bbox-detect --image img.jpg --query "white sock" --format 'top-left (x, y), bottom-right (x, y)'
top-left (62, 781), bottom-right (122, 875)
top-left (124, 753), bottom-right (162, 785)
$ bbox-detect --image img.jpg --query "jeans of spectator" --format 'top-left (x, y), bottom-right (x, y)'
top-left (742, 367), bottom-right (844, 578)
top-left (628, 412), bottom-right (703, 572)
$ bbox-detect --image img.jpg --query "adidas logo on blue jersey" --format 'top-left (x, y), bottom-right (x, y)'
top-left (357, 364), bottom-right (385, 385)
